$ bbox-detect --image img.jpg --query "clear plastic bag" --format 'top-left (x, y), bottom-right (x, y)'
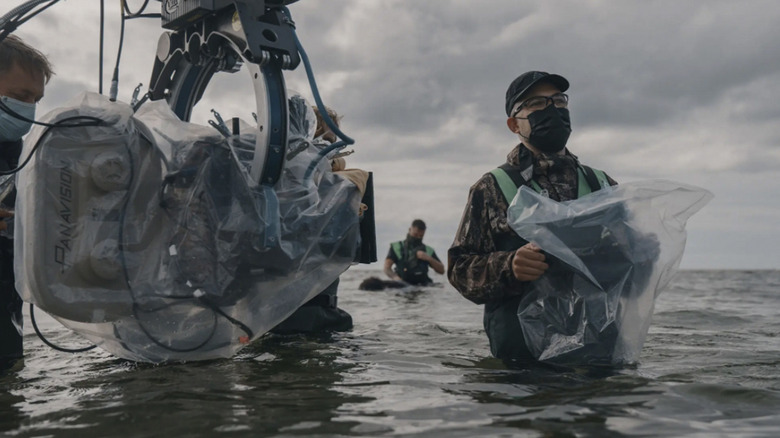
top-left (16, 92), bottom-right (362, 362)
top-left (507, 180), bottom-right (713, 366)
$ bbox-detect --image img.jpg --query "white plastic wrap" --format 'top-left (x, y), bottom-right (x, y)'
top-left (16, 92), bottom-right (362, 362)
top-left (507, 180), bottom-right (713, 366)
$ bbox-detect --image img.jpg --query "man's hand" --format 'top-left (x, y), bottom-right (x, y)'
top-left (416, 250), bottom-right (445, 275)
top-left (383, 257), bottom-right (404, 282)
top-left (512, 243), bottom-right (548, 281)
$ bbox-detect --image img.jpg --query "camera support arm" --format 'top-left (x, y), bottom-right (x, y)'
top-left (148, 0), bottom-right (300, 185)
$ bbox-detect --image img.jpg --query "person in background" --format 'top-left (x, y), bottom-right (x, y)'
top-left (384, 219), bottom-right (445, 286)
top-left (313, 105), bottom-right (340, 144)
top-left (0, 35), bottom-right (53, 370)
top-left (447, 71), bottom-right (617, 365)
top-left (270, 106), bottom-right (361, 334)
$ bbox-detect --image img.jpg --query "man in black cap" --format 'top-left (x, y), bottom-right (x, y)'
top-left (447, 71), bottom-right (618, 365)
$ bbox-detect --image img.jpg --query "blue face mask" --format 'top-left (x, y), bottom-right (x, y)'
top-left (0, 96), bottom-right (36, 142)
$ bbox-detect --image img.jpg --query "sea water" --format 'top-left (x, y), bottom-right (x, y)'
top-left (1, 269), bottom-right (779, 437)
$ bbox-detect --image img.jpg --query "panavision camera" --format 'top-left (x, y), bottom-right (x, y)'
top-left (16, 92), bottom-right (365, 362)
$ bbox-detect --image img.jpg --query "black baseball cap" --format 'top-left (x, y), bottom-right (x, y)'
top-left (505, 71), bottom-right (569, 116)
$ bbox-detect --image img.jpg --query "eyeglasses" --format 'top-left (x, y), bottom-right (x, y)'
top-left (512, 93), bottom-right (569, 116)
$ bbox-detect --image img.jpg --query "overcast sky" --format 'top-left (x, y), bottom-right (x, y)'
top-left (8, 0), bottom-right (780, 270)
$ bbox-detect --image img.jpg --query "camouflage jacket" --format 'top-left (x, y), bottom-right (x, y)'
top-left (447, 144), bottom-right (617, 305)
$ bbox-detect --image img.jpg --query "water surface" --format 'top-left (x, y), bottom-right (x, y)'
top-left (2, 269), bottom-right (779, 437)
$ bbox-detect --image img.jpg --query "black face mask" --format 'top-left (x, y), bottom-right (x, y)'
top-left (522, 105), bottom-right (572, 154)
top-left (405, 234), bottom-right (423, 249)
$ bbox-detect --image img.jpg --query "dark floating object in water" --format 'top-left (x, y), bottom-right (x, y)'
top-left (359, 277), bottom-right (408, 291)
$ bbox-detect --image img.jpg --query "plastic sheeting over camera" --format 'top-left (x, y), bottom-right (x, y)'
top-left (16, 92), bottom-right (364, 362)
top-left (507, 180), bottom-right (713, 366)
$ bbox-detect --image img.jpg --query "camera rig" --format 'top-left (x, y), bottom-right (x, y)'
top-left (4, 0), bottom-right (378, 362)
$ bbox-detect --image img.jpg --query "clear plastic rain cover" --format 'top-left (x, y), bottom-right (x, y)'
top-left (506, 181), bottom-right (713, 366)
top-left (15, 91), bottom-right (363, 362)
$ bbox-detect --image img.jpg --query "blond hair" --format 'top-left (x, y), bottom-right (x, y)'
top-left (312, 106), bottom-right (342, 138)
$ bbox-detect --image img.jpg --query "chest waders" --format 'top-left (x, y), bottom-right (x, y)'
top-left (391, 241), bottom-right (434, 284)
top-left (0, 139), bottom-right (22, 361)
top-left (483, 163), bottom-right (610, 364)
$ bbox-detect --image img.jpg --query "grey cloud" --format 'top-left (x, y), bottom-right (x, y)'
top-left (10, 0), bottom-right (780, 268)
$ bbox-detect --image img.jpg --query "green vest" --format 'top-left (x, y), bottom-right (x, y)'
top-left (391, 241), bottom-right (435, 284)
top-left (391, 241), bottom-right (434, 260)
top-left (489, 165), bottom-right (609, 204)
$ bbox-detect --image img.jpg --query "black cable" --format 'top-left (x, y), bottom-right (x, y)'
top-left (117, 137), bottom-right (222, 353)
top-left (106, 1), bottom-right (160, 101)
top-left (109, 1), bottom-right (126, 101)
top-left (1, 1), bottom-right (59, 38)
top-left (0, 90), bottom-right (104, 178)
top-left (123, 0), bottom-right (150, 16)
top-left (200, 297), bottom-right (254, 340)
top-left (0, 111), bottom-right (103, 176)
top-left (124, 14), bottom-right (161, 20)
top-left (121, 0), bottom-right (160, 20)
top-left (0, 98), bottom-right (103, 129)
top-left (99, 0), bottom-right (105, 95)
top-left (131, 303), bottom-right (219, 353)
top-left (0, 0), bottom-right (61, 44)
top-left (29, 303), bottom-right (96, 353)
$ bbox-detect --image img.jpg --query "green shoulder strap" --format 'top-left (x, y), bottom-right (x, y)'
top-left (424, 245), bottom-right (434, 256)
top-left (491, 166), bottom-right (610, 204)
top-left (490, 168), bottom-right (542, 204)
top-left (577, 165), bottom-right (610, 197)
top-left (391, 241), bottom-right (403, 260)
